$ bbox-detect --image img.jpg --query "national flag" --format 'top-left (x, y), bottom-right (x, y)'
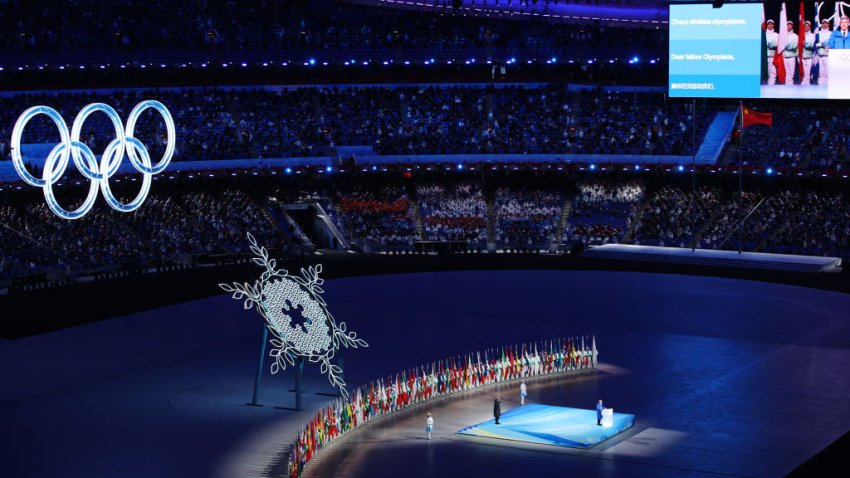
top-left (761, 3), bottom-right (769, 82)
top-left (592, 335), bottom-right (599, 367)
top-left (742, 106), bottom-right (773, 127)
top-left (579, 337), bottom-right (585, 367)
top-left (775, 3), bottom-right (788, 84)
top-left (798, 2), bottom-right (805, 79)
top-left (812, 1), bottom-right (821, 81)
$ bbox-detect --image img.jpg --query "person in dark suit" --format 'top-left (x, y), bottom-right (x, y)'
top-left (494, 395), bottom-right (502, 424)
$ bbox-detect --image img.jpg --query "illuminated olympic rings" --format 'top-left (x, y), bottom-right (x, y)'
top-left (10, 100), bottom-right (175, 219)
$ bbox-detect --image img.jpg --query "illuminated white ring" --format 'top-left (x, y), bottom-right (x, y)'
top-left (70, 103), bottom-right (125, 180)
top-left (124, 100), bottom-right (175, 174)
top-left (10, 106), bottom-right (70, 187)
top-left (99, 137), bottom-right (153, 213)
top-left (42, 138), bottom-right (100, 220)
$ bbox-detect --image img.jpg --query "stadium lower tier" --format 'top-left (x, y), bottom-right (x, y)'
top-left (1, 172), bottom-right (848, 285)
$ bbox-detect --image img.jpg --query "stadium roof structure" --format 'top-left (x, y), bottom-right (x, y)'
top-left (347, 0), bottom-right (669, 25)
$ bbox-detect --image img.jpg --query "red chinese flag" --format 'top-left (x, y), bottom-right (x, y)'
top-left (742, 106), bottom-right (773, 127)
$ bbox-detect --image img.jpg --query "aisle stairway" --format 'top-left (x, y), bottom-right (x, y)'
top-left (555, 197), bottom-right (573, 245)
top-left (694, 110), bottom-right (738, 165)
top-left (486, 193), bottom-right (497, 245)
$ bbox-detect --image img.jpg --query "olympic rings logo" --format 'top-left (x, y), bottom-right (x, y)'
top-left (10, 101), bottom-right (175, 220)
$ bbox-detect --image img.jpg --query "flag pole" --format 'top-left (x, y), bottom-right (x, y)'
top-left (692, 98), bottom-right (697, 252)
top-left (738, 100), bottom-right (744, 255)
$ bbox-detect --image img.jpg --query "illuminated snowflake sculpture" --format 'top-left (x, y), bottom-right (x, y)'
top-left (219, 233), bottom-right (367, 398)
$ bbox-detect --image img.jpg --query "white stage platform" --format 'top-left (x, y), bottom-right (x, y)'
top-left (584, 244), bottom-right (842, 273)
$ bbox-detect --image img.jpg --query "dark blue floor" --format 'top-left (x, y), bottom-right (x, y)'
top-left (2, 270), bottom-right (850, 477)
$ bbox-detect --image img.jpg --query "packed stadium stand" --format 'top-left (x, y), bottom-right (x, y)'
top-left (3, 171), bottom-right (850, 284)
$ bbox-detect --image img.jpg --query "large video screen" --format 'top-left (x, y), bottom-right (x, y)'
top-left (669, 2), bottom-right (850, 99)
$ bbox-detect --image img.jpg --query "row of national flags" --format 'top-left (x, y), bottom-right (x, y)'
top-left (288, 336), bottom-right (598, 478)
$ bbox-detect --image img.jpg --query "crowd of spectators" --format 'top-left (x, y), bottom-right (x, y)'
top-left (4, 173), bottom-right (850, 282)
top-left (724, 106), bottom-right (847, 170)
top-left (762, 191), bottom-right (850, 257)
top-left (417, 181), bottom-right (487, 243)
top-left (327, 184), bottom-right (417, 250)
top-left (0, 0), bottom-right (664, 60)
top-left (632, 186), bottom-right (719, 248)
top-left (0, 86), bottom-right (709, 163)
top-left (494, 188), bottom-right (562, 247)
top-left (0, 183), bottom-right (283, 279)
top-left (564, 179), bottom-right (643, 246)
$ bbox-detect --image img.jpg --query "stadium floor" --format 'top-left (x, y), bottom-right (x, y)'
top-left (3, 270), bottom-right (850, 478)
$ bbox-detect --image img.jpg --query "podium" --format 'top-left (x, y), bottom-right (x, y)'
top-left (601, 408), bottom-right (614, 428)
top-left (828, 49), bottom-right (850, 99)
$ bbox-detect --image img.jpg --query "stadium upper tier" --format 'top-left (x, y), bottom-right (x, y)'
top-left (0, 1), bottom-right (664, 57)
top-left (0, 85), bottom-right (708, 163)
top-left (0, 0), bottom-right (666, 87)
top-left (2, 85), bottom-right (847, 174)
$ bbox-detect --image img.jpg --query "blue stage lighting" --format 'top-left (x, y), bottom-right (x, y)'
top-left (285, 167), bottom-right (292, 174)
top-left (326, 166), bottom-right (333, 173)
top-left (589, 164), bottom-right (596, 171)
top-left (635, 164), bottom-right (641, 171)
top-left (372, 165), bottom-right (377, 171)
top-left (632, 56), bottom-right (640, 63)
top-left (766, 167), bottom-right (773, 175)
top-left (678, 165), bottom-right (685, 172)
top-left (308, 58), bottom-right (316, 65)
top-left (457, 164), bottom-right (464, 170)
top-left (551, 57), bottom-right (557, 63)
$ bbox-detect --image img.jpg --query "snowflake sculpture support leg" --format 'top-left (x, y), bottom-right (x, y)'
top-left (249, 326), bottom-right (269, 407)
top-left (337, 354), bottom-right (344, 398)
top-left (295, 356), bottom-right (305, 411)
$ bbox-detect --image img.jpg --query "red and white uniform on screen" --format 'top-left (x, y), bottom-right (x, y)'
top-left (802, 22), bottom-right (815, 85)
top-left (783, 21), bottom-right (799, 85)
